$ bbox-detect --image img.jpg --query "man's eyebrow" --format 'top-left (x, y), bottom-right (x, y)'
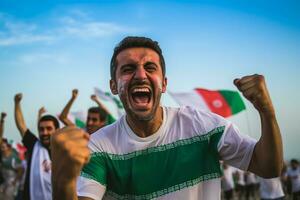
top-left (120, 63), bottom-right (136, 68)
top-left (144, 61), bottom-right (158, 66)
top-left (118, 57), bottom-right (137, 64)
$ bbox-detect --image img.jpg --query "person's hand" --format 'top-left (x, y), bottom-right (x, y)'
top-left (1, 112), bottom-right (7, 120)
top-left (72, 89), bottom-right (78, 99)
top-left (90, 94), bottom-right (98, 102)
top-left (51, 126), bottom-right (90, 184)
top-left (234, 74), bottom-right (274, 115)
top-left (14, 93), bottom-right (23, 103)
top-left (38, 107), bottom-right (46, 115)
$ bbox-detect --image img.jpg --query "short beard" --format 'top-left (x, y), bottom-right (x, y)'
top-left (40, 136), bottom-right (51, 149)
top-left (41, 141), bottom-right (50, 149)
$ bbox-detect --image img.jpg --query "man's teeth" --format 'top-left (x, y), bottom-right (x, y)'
top-left (133, 88), bottom-right (150, 93)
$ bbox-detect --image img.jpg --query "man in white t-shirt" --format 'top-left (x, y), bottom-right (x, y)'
top-left (286, 159), bottom-right (300, 199)
top-left (258, 176), bottom-right (284, 200)
top-left (245, 172), bottom-right (257, 200)
top-left (221, 163), bottom-right (235, 200)
top-left (51, 36), bottom-right (283, 200)
top-left (234, 169), bottom-right (246, 199)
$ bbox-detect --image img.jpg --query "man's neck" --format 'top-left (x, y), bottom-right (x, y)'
top-left (126, 107), bottom-right (164, 138)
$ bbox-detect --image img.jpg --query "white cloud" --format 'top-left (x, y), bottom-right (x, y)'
top-left (18, 52), bottom-right (71, 65)
top-left (0, 10), bottom-right (139, 46)
top-left (0, 34), bottom-right (55, 46)
top-left (60, 21), bottom-right (134, 38)
top-left (0, 13), bottom-right (55, 46)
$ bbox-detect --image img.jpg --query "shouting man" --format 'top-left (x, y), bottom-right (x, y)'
top-left (51, 36), bottom-right (283, 200)
top-left (14, 93), bottom-right (60, 200)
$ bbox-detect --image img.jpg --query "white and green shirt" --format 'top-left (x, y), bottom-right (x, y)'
top-left (77, 106), bottom-right (256, 200)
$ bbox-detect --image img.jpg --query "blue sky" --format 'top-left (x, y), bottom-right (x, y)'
top-left (0, 0), bottom-right (299, 160)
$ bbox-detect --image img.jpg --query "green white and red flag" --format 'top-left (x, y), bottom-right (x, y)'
top-left (169, 88), bottom-right (246, 118)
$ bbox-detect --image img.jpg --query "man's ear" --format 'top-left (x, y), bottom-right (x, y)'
top-left (110, 79), bottom-right (118, 95)
top-left (162, 77), bottom-right (167, 93)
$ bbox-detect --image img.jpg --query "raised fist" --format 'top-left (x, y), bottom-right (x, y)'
top-left (72, 89), bottom-right (78, 98)
top-left (39, 107), bottom-right (46, 115)
top-left (90, 94), bottom-right (97, 101)
top-left (14, 93), bottom-right (23, 103)
top-left (51, 126), bottom-right (90, 182)
top-left (1, 112), bottom-right (7, 120)
top-left (234, 74), bottom-right (274, 114)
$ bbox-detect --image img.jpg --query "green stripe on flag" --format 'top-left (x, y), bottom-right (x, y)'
top-left (219, 90), bottom-right (246, 115)
top-left (75, 118), bottom-right (85, 128)
top-left (81, 126), bottom-right (224, 199)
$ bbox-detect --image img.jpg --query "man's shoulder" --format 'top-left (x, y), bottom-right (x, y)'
top-left (88, 117), bottom-right (123, 152)
top-left (166, 106), bottom-right (227, 127)
top-left (22, 129), bottom-right (38, 147)
top-left (92, 117), bottom-right (121, 138)
top-left (166, 106), bottom-right (217, 118)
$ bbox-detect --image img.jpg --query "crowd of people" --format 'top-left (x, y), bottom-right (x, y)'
top-left (220, 161), bottom-right (300, 199)
top-left (0, 90), bottom-right (115, 200)
top-left (0, 36), bottom-right (293, 200)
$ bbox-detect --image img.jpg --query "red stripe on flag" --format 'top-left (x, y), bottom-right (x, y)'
top-left (195, 88), bottom-right (232, 117)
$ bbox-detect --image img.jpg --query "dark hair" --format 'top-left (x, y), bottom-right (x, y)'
top-left (110, 36), bottom-right (166, 80)
top-left (291, 159), bottom-right (299, 164)
top-left (39, 115), bottom-right (60, 129)
top-left (1, 138), bottom-right (12, 148)
top-left (88, 107), bottom-right (107, 121)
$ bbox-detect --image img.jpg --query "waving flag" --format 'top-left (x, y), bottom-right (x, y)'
top-left (169, 88), bottom-right (246, 118)
top-left (94, 88), bottom-right (124, 118)
top-left (69, 111), bottom-right (86, 128)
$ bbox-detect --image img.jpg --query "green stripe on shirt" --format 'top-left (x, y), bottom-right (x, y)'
top-left (81, 126), bottom-right (224, 199)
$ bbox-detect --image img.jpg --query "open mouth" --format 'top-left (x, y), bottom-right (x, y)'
top-left (41, 136), bottom-right (50, 143)
top-left (130, 87), bottom-right (152, 107)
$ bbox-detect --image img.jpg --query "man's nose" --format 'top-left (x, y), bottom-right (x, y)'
top-left (87, 119), bottom-right (93, 125)
top-left (41, 130), bottom-right (49, 135)
top-left (134, 66), bottom-right (147, 80)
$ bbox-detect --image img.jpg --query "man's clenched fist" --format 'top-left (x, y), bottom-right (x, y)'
top-left (51, 126), bottom-right (90, 184)
top-left (1, 112), bottom-right (6, 120)
top-left (14, 93), bottom-right (22, 103)
top-left (234, 74), bottom-right (274, 115)
top-left (72, 89), bottom-right (78, 99)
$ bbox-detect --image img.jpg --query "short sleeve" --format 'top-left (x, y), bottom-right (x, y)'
top-left (22, 129), bottom-right (38, 152)
top-left (77, 176), bottom-right (106, 200)
top-left (218, 123), bottom-right (257, 171)
top-left (184, 107), bottom-right (256, 171)
top-left (77, 138), bottom-right (107, 199)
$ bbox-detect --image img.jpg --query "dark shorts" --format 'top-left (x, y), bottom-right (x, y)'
top-left (293, 191), bottom-right (300, 200)
top-left (261, 197), bottom-right (284, 200)
top-left (224, 189), bottom-right (233, 200)
top-left (236, 184), bottom-right (245, 192)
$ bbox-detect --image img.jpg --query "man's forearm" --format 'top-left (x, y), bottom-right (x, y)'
top-left (59, 97), bottom-right (76, 126)
top-left (249, 112), bottom-right (283, 178)
top-left (14, 103), bottom-right (27, 136)
top-left (53, 178), bottom-right (78, 200)
top-left (0, 120), bottom-right (4, 140)
top-left (0, 113), bottom-right (5, 140)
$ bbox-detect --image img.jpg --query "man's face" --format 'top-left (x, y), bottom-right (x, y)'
top-left (0, 142), bottom-right (9, 152)
top-left (38, 121), bottom-right (56, 148)
top-left (110, 47), bottom-right (167, 121)
top-left (291, 161), bottom-right (299, 170)
top-left (86, 112), bottom-right (105, 134)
